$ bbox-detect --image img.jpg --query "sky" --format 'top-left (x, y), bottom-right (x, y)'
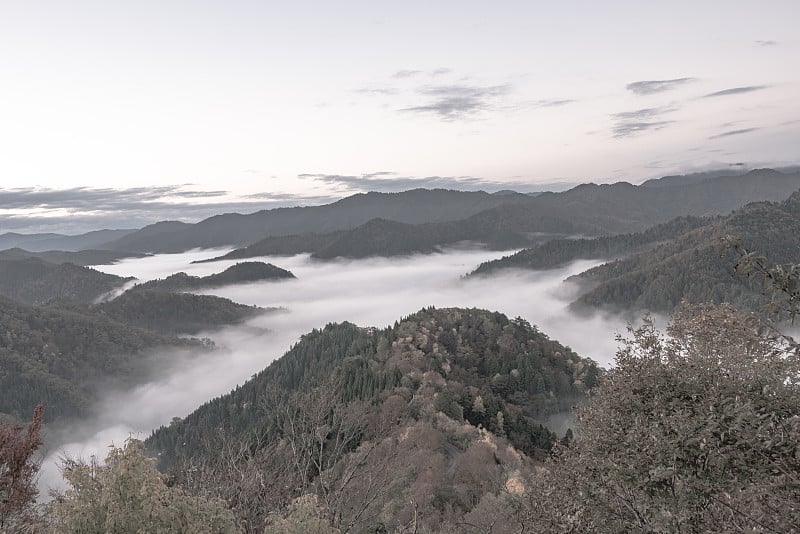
top-left (1, 0), bottom-right (799, 232)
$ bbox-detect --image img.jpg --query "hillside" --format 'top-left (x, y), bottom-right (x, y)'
top-left (0, 248), bottom-right (147, 266)
top-left (102, 189), bottom-right (530, 253)
top-left (469, 216), bottom-right (712, 276)
top-left (82, 290), bottom-right (268, 335)
top-left (135, 262), bottom-right (295, 292)
top-left (0, 257), bottom-right (132, 305)
top-left (0, 295), bottom-right (201, 423)
top-left (569, 191), bottom-right (800, 314)
top-left (147, 307), bottom-right (598, 531)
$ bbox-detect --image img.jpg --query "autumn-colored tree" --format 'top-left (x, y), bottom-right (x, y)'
top-left (48, 438), bottom-right (240, 533)
top-left (0, 404), bottom-right (44, 532)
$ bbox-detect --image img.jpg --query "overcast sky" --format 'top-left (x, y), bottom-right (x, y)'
top-left (1, 1), bottom-right (799, 232)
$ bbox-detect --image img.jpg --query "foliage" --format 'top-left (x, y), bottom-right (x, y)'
top-left (0, 404), bottom-right (43, 532)
top-left (0, 295), bottom-right (200, 423)
top-left (728, 236), bottom-right (800, 324)
top-left (522, 303), bottom-right (800, 533)
top-left (150, 307), bottom-right (596, 532)
top-left (263, 494), bottom-right (339, 534)
top-left (48, 438), bottom-right (239, 533)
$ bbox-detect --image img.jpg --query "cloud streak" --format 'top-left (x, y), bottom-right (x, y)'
top-left (400, 84), bottom-right (511, 120)
top-left (708, 127), bottom-right (760, 140)
top-left (611, 106), bottom-right (677, 138)
top-left (0, 186), bottom-right (340, 234)
top-left (703, 85), bottom-right (770, 98)
top-left (626, 78), bottom-right (695, 95)
top-left (298, 172), bottom-right (577, 194)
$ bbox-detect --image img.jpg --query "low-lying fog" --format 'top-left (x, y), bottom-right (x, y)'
top-left (39, 247), bottom-right (635, 494)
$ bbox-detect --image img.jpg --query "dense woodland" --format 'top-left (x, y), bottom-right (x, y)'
top-left (470, 215), bottom-right (711, 275)
top-left (145, 307), bottom-right (597, 532)
top-left (136, 262), bottom-right (295, 291)
top-left (0, 258), bottom-right (131, 305)
top-left (570, 190), bottom-right (800, 314)
top-left (0, 295), bottom-right (202, 423)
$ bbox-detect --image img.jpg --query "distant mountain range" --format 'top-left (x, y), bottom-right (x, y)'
top-left (106, 169), bottom-right (800, 259)
top-left (102, 189), bottom-right (529, 253)
top-left (191, 169), bottom-right (800, 261)
top-left (3, 169), bottom-right (799, 261)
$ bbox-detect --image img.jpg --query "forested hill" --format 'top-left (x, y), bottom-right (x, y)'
top-left (147, 307), bottom-right (598, 530)
top-left (0, 295), bottom-right (202, 423)
top-left (0, 257), bottom-right (132, 305)
top-left (74, 289), bottom-right (268, 335)
top-left (134, 262), bottom-right (295, 292)
top-left (570, 191), bottom-right (800, 314)
top-left (469, 215), bottom-right (712, 276)
top-left (102, 189), bottom-right (529, 253)
top-left (0, 247), bottom-right (147, 266)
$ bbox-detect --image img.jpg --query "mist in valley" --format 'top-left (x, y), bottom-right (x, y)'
top-left (39, 247), bottom-right (637, 494)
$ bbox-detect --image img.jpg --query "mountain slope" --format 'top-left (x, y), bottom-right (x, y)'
top-left (135, 262), bottom-right (295, 292)
top-left (569, 191), bottom-right (800, 314)
top-left (0, 248), bottom-right (147, 266)
top-left (0, 257), bottom-right (132, 305)
top-left (74, 290), bottom-right (268, 335)
top-left (469, 216), bottom-right (712, 276)
top-left (148, 307), bottom-right (598, 531)
top-left (0, 295), bottom-right (201, 422)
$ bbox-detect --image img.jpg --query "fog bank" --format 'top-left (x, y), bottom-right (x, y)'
top-left (40, 248), bottom-right (632, 495)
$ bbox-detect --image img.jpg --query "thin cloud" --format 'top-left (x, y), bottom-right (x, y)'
top-left (355, 87), bottom-right (400, 96)
top-left (703, 85), bottom-right (770, 98)
top-left (298, 172), bottom-right (571, 194)
top-left (400, 84), bottom-right (511, 120)
top-left (0, 187), bottom-right (340, 234)
top-left (755, 40), bottom-right (779, 46)
top-left (392, 70), bottom-right (422, 79)
top-left (708, 127), bottom-right (760, 140)
top-left (626, 78), bottom-right (695, 95)
top-left (533, 99), bottom-right (576, 108)
top-left (430, 68), bottom-right (451, 76)
top-left (610, 106), bottom-right (677, 138)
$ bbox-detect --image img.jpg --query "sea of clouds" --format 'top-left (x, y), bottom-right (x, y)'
top-left (39, 247), bottom-right (635, 494)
